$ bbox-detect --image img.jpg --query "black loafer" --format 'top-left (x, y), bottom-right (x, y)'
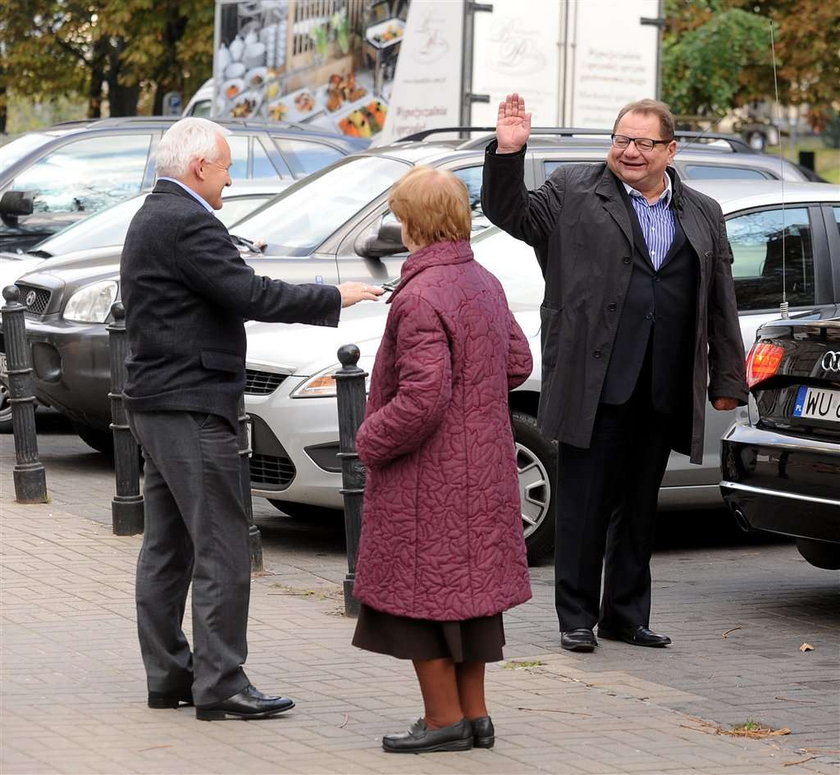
top-left (598, 625), bottom-right (672, 648)
top-left (470, 715), bottom-right (495, 749)
top-left (195, 684), bottom-right (295, 720)
top-left (148, 688), bottom-right (193, 709)
top-left (560, 628), bottom-right (597, 652)
top-left (382, 718), bottom-right (473, 753)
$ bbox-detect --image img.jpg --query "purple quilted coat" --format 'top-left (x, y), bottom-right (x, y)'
top-left (353, 239), bottom-right (533, 621)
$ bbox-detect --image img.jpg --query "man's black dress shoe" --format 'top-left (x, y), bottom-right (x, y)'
top-left (148, 688), bottom-right (193, 709)
top-left (598, 625), bottom-right (672, 647)
top-left (195, 684), bottom-right (295, 720)
top-left (560, 628), bottom-right (597, 652)
top-left (382, 718), bottom-right (473, 753)
top-left (470, 716), bottom-right (495, 749)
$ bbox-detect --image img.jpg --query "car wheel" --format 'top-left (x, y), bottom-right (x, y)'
top-left (73, 422), bottom-right (114, 455)
top-left (267, 499), bottom-right (340, 521)
top-left (511, 410), bottom-right (556, 564)
top-left (795, 538), bottom-right (840, 570)
top-left (0, 380), bottom-right (11, 432)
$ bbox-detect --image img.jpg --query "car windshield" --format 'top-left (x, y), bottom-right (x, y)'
top-left (31, 194), bottom-right (147, 256)
top-left (0, 133), bottom-right (54, 170)
top-left (233, 156), bottom-right (409, 255)
top-left (31, 189), bottom-right (274, 257)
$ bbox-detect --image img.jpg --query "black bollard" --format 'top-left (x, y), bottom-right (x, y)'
top-left (107, 302), bottom-right (144, 535)
top-left (238, 393), bottom-right (264, 573)
top-left (1, 285), bottom-right (48, 503)
top-left (334, 344), bottom-right (368, 617)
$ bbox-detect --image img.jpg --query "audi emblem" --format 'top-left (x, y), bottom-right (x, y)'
top-left (821, 351), bottom-right (840, 372)
top-left (25, 290), bottom-right (37, 307)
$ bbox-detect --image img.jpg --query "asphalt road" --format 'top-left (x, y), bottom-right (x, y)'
top-left (5, 409), bottom-right (839, 765)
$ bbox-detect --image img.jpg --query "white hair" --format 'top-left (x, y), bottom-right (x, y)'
top-left (154, 117), bottom-right (231, 178)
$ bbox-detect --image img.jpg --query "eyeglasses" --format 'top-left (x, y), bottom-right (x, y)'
top-left (611, 134), bottom-right (672, 152)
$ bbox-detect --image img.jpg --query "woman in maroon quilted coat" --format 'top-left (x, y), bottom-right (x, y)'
top-left (352, 166), bottom-right (533, 754)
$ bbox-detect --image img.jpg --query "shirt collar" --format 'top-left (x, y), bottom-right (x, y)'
top-left (158, 177), bottom-right (214, 212)
top-left (623, 174), bottom-right (672, 207)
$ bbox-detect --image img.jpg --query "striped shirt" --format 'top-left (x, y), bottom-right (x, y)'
top-left (623, 176), bottom-right (676, 271)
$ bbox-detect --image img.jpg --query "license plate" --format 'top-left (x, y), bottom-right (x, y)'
top-left (793, 386), bottom-right (840, 423)
top-left (0, 352), bottom-right (7, 380)
top-left (244, 416), bottom-right (252, 456)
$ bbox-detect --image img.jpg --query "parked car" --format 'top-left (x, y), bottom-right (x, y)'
top-left (240, 178), bottom-right (840, 561)
top-left (0, 180), bottom-right (290, 433)
top-left (720, 308), bottom-right (840, 569)
top-left (8, 132), bottom-right (836, 556)
top-left (0, 116), bottom-right (368, 253)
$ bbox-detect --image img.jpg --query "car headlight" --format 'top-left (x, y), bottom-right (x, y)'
top-left (291, 357), bottom-right (375, 398)
top-left (63, 280), bottom-right (119, 323)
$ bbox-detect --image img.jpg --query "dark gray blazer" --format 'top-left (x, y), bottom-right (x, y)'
top-left (481, 143), bottom-right (748, 464)
top-left (121, 180), bottom-right (341, 430)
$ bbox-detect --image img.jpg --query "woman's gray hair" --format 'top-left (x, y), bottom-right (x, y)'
top-left (154, 117), bottom-right (231, 178)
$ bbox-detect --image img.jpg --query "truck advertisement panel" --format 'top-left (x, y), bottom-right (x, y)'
top-left (210, 0), bottom-right (658, 141)
top-left (212, 0), bottom-right (408, 140)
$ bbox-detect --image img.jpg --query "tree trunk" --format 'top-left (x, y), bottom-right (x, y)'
top-left (87, 36), bottom-right (110, 118)
top-left (107, 38), bottom-right (139, 116)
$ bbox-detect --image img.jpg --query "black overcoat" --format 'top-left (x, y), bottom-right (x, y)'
top-left (121, 180), bottom-right (341, 430)
top-left (481, 144), bottom-right (748, 464)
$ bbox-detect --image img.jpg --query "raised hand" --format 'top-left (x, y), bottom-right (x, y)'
top-left (496, 93), bottom-right (532, 153)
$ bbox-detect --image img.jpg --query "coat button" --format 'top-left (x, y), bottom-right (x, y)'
top-left (608, 303), bottom-right (617, 311)
top-left (622, 256), bottom-right (631, 264)
top-left (593, 350), bottom-right (602, 359)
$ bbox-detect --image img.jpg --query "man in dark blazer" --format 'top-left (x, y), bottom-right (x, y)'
top-left (121, 117), bottom-right (381, 719)
top-left (482, 95), bottom-right (747, 653)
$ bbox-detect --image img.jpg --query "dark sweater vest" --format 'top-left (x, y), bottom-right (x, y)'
top-left (600, 183), bottom-right (698, 414)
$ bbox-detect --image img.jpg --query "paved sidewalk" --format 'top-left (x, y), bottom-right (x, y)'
top-left (1, 459), bottom-right (837, 774)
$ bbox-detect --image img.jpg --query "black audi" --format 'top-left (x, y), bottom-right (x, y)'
top-left (720, 307), bottom-right (840, 570)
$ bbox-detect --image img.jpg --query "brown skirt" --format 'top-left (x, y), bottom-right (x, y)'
top-left (352, 604), bottom-right (506, 663)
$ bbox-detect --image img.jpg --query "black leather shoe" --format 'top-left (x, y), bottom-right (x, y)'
top-left (560, 628), bottom-right (597, 652)
top-left (148, 688), bottom-right (193, 709)
top-left (195, 684), bottom-right (295, 720)
top-left (598, 625), bottom-right (672, 647)
top-left (470, 716), bottom-right (495, 749)
top-left (382, 718), bottom-right (473, 753)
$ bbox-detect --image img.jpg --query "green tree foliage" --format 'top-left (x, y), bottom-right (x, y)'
top-left (663, 0), bottom-right (769, 120)
top-left (0, 0), bottom-right (213, 122)
top-left (663, 0), bottom-right (840, 131)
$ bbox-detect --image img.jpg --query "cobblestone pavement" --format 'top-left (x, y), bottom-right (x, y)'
top-left (1, 415), bottom-right (838, 775)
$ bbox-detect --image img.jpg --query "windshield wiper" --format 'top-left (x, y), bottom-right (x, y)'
top-left (26, 249), bottom-right (52, 258)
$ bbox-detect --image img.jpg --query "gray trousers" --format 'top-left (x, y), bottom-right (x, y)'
top-left (128, 410), bottom-right (251, 706)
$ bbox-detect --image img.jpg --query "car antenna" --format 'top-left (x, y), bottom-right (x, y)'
top-left (770, 20), bottom-right (789, 320)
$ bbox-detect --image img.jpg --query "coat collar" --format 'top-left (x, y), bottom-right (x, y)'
top-left (595, 165), bottom-right (685, 248)
top-left (388, 240), bottom-right (473, 304)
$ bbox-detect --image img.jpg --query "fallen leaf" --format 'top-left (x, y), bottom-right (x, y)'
top-left (799, 643), bottom-right (814, 652)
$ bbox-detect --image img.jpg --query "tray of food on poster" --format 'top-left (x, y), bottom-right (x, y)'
top-left (334, 98), bottom-right (388, 139)
top-left (365, 18), bottom-right (405, 48)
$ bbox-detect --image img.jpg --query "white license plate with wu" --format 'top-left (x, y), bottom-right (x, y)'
top-left (793, 386), bottom-right (840, 423)
top-left (244, 417), bottom-right (253, 456)
top-left (0, 353), bottom-right (7, 381)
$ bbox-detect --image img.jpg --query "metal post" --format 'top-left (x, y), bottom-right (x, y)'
top-left (238, 393), bottom-right (263, 573)
top-left (334, 344), bottom-right (368, 617)
top-left (107, 302), bottom-right (144, 535)
top-left (1, 285), bottom-right (47, 503)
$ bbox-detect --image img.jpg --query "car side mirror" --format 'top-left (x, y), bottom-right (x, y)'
top-left (355, 220), bottom-right (406, 258)
top-left (0, 190), bottom-right (35, 227)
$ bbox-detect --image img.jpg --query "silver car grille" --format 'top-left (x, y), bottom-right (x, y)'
top-left (245, 369), bottom-right (288, 395)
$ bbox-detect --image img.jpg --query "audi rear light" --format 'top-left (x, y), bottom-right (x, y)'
top-left (746, 342), bottom-right (785, 388)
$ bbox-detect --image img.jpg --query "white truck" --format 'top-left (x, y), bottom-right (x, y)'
top-left (187, 0), bottom-right (660, 142)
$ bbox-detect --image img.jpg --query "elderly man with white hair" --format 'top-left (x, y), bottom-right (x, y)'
top-left (121, 117), bottom-right (382, 721)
